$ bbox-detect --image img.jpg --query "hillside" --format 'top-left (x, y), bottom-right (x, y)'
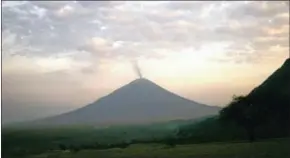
top-left (247, 58), bottom-right (290, 100)
top-left (178, 58), bottom-right (290, 143)
top-left (247, 58), bottom-right (290, 130)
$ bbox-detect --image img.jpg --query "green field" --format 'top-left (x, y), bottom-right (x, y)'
top-left (32, 138), bottom-right (290, 158)
top-left (3, 117), bottom-right (289, 158)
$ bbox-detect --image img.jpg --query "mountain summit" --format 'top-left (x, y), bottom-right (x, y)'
top-left (24, 78), bottom-right (220, 127)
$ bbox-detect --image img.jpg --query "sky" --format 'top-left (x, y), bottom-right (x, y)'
top-left (2, 1), bottom-right (289, 123)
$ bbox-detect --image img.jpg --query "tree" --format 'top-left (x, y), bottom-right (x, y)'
top-left (59, 144), bottom-right (67, 151)
top-left (69, 145), bottom-right (80, 153)
top-left (219, 95), bottom-right (260, 142)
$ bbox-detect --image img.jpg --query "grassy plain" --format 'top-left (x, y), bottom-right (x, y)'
top-left (32, 138), bottom-right (290, 158)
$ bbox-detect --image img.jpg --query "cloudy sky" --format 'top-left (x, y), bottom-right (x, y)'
top-left (2, 1), bottom-right (289, 123)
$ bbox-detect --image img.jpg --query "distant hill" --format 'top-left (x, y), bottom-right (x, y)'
top-left (14, 78), bottom-right (220, 127)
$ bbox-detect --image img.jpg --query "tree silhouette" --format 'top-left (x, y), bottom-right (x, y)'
top-left (71, 146), bottom-right (80, 153)
top-left (59, 144), bottom-right (67, 151)
top-left (219, 95), bottom-right (260, 142)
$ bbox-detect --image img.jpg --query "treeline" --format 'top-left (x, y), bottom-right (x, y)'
top-left (2, 124), bottom-right (177, 157)
top-left (56, 138), bottom-right (179, 154)
top-left (57, 142), bottom-right (130, 153)
top-left (172, 115), bottom-right (289, 145)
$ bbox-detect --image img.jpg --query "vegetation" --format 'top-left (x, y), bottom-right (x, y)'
top-left (31, 138), bottom-right (290, 158)
top-left (219, 59), bottom-right (290, 142)
top-left (220, 95), bottom-right (266, 142)
top-left (2, 121), bottom-right (184, 158)
top-left (3, 115), bottom-right (289, 158)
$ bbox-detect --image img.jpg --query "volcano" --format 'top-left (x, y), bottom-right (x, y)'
top-left (24, 78), bottom-right (220, 127)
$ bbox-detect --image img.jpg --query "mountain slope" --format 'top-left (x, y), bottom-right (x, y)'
top-left (246, 58), bottom-right (290, 116)
top-left (24, 78), bottom-right (220, 127)
top-left (246, 58), bottom-right (290, 134)
top-left (247, 58), bottom-right (290, 100)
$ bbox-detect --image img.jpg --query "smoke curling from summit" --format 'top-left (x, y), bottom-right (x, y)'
top-left (132, 60), bottom-right (143, 79)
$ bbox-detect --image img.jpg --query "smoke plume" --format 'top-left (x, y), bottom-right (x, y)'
top-left (132, 60), bottom-right (143, 79)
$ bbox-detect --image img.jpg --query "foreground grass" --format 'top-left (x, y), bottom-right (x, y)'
top-left (33, 138), bottom-right (290, 158)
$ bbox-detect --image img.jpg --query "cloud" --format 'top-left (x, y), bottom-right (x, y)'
top-left (228, 1), bottom-right (288, 19)
top-left (2, 1), bottom-right (28, 8)
top-left (3, 1), bottom-right (288, 61)
top-left (56, 4), bottom-right (74, 17)
top-left (262, 24), bottom-right (289, 36)
top-left (78, 37), bottom-right (115, 59)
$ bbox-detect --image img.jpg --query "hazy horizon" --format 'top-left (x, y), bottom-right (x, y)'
top-left (2, 1), bottom-right (289, 123)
